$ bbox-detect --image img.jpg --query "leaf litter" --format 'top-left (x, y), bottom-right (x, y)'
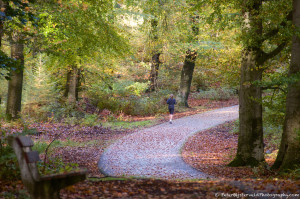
top-left (1, 97), bottom-right (299, 198)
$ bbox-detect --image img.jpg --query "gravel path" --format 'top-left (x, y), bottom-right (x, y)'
top-left (98, 105), bottom-right (239, 180)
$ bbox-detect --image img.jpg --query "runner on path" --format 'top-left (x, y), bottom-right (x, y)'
top-left (166, 94), bottom-right (176, 124)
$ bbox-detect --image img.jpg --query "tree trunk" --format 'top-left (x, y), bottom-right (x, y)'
top-left (65, 66), bottom-right (80, 104)
top-left (0, 1), bottom-right (4, 47)
top-left (177, 13), bottom-right (199, 107)
top-left (75, 68), bottom-right (81, 101)
top-left (229, 0), bottom-right (265, 167)
top-left (148, 18), bottom-right (160, 92)
top-left (178, 50), bottom-right (197, 107)
top-left (149, 53), bottom-right (160, 92)
top-left (0, 0), bottom-right (8, 48)
top-left (0, 1), bottom-right (4, 104)
top-left (6, 39), bottom-right (24, 120)
top-left (229, 49), bottom-right (264, 167)
top-left (272, 0), bottom-right (300, 171)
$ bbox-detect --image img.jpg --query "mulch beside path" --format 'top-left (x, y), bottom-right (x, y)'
top-left (60, 178), bottom-right (242, 199)
top-left (182, 121), bottom-right (252, 179)
top-left (61, 178), bottom-right (300, 199)
top-left (181, 121), bottom-right (281, 179)
top-left (181, 121), bottom-right (300, 198)
top-left (31, 124), bottom-right (130, 177)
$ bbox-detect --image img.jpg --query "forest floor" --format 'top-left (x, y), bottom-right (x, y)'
top-left (1, 97), bottom-right (300, 198)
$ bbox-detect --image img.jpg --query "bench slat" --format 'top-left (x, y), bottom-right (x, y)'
top-left (17, 136), bottom-right (34, 147)
top-left (25, 151), bottom-right (40, 163)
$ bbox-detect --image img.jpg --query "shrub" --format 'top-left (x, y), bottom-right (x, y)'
top-left (118, 91), bottom-right (169, 116)
top-left (21, 102), bottom-right (49, 122)
top-left (45, 101), bottom-right (85, 122)
top-left (262, 90), bottom-right (286, 126)
top-left (229, 120), bottom-right (239, 134)
top-left (261, 90), bottom-right (286, 149)
top-left (195, 87), bottom-right (236, 100)
top-left (81, 114), bottom-right (99, 126)
top-left (38, 156), bottom-right (79, 176)
top-left (0, 141), bottom-right (20, 181)
top-left (88, 79), bottom-right (171, 116)
top-left (0, 104), bottom-right (5, 120)
top-left (0, 127), bottom-right (20, 181)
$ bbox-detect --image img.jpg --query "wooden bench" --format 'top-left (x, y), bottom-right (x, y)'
top-left (8, 135), bottom-right (87, 199)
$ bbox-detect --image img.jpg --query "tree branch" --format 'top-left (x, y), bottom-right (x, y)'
top-left (266, 41), bottom-right (287, 59)
top-left (261, 86), bottom-right (287, 94)
top-left (259, 41), bottom-right (287, 65)
top-left (262, 0), bottom-right (278, 2)
top-left (260, 11), bottom-right (292, 43)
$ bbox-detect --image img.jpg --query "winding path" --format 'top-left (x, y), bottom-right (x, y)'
top-left (98, 105), bottom-right (239, 180)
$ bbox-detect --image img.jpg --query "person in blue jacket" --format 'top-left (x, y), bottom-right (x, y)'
top-left (167, 94), bottom-right (176, 124)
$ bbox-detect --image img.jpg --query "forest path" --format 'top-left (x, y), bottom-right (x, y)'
top-left (98, 105), bottom-right (239, 180)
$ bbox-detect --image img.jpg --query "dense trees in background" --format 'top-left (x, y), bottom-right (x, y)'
top-left (0, 0), bottom-right (299, 171)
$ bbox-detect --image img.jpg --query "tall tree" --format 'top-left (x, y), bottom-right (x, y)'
top-left (36, 0), bottom-right (128, 104)
top-left (149, 52), bottom-right (161, 91)
top-left (144, 0), bottom-right (166, 92)
top-left (177, 15), bottom-right (199, 107)
top-left (178, 49), bottom-right (197, 107)
top-left (229, 0), bottom-right (265, 166)
top-left (0, 0), bottom-right (34, 74)
top-left (226, 0), bottom-right (291, 167)
top-left (148, 18), bottom-right (160, 92)
top-left (273, 0), bottom-right (300, 171)
top-left (2, 0), bottom-right (36, 119)
top-left (0, 0), bottom-right (5, 47)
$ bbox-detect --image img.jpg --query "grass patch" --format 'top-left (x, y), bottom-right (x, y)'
top-left (194, 87), bottom-right (237, 100)
top-left (229, 120), bottom-right (239, 134)
top-left (33, 139), bottom-right (105, 151)
top-left (176, 105), bottom-right (205, 113)
top-left (32, 141), bottom-right (49, 153)
top-left (0, 190), bottom-right (30, 199)
top-left (88, 177), bottom-right (129, 182)
top-left (102, 120), bottom-right (156, 130)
